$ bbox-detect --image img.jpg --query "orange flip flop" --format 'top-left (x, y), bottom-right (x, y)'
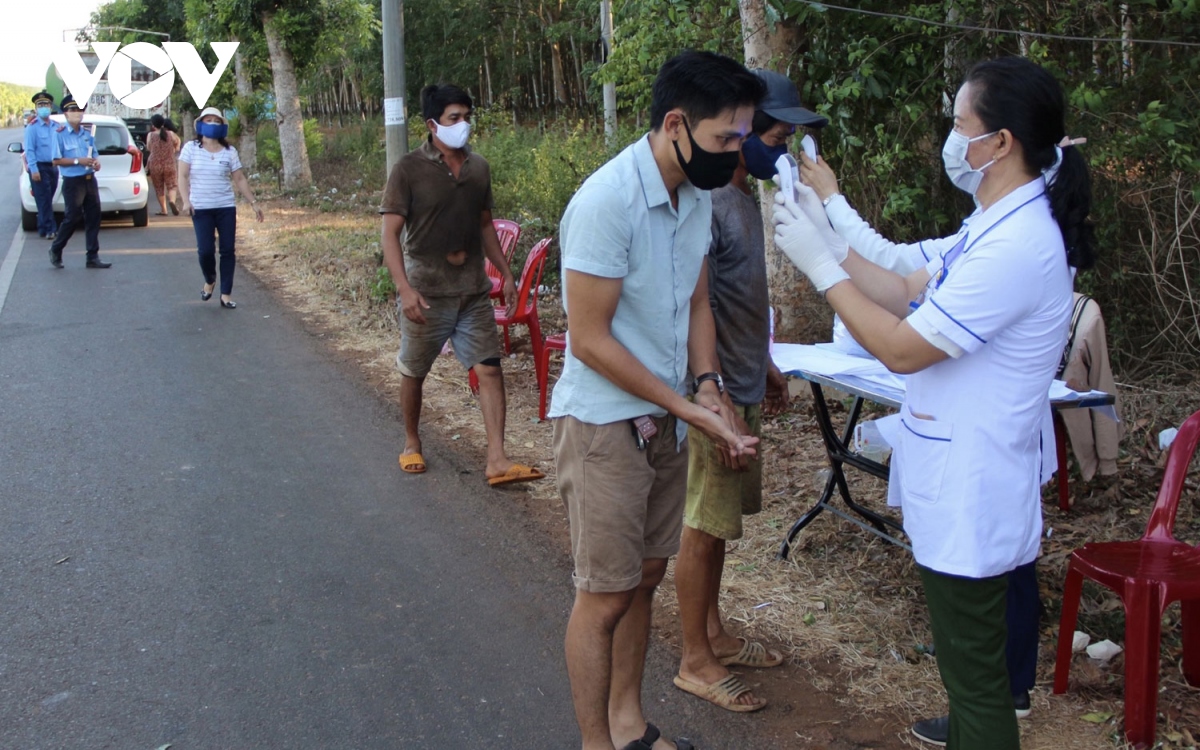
top-left (486, 464), bottom-right (545, 487)
top-left (399, 452), bottom-right (427, 474)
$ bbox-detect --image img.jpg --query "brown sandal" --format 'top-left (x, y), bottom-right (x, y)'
top-left (718, 637), bottom-right (784, 668)
top-left (673, 673), bottom-right (767, 712)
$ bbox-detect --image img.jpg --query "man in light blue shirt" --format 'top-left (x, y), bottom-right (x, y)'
top-left (49, 95), bottom-right (110, 269)
top-left (24, 91), bottom-right (59, 239)
top-left (549, 51), bottom-right (763, 750)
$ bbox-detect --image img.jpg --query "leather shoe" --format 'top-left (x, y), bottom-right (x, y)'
top-left (49, 251), bottom-right (63, 269)
top-left (911, 716), bottom-right (948, 746)
top-left (911, 693), bottom-right (1031, 747)
top-left (86, 258), bottom-right (112, 269)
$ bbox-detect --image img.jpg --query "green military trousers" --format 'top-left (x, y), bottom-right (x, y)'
top-left (919, 565), bottom-right (1021, 750)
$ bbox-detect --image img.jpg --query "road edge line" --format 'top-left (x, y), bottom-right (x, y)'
top-left (0, 226), bottom-right (25, 316)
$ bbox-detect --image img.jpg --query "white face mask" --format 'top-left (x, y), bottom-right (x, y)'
top-left (942, 129), bottom-right (997, 195)
top-left (433, 120), bottom-right (471, 149)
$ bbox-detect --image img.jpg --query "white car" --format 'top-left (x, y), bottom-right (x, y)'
top-left (8, 113), bottom-right (149, 230)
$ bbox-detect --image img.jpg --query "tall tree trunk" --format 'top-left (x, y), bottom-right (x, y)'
top-left (551, 41), bottom-right (567, 105)
top-left (529, 41), bottom-right (542, 108)
top-left (182, 110), bottom-right (195, 143)
top-left (262, 10), bottom-right (312, 189)
top-left (943, 4), bottom-right (962, 116)
top-left (483, 52), bottom-right (494, 107)
top-left (348, 72), bottom-right (362, 119)
top-left (569, 35), bottom-right (585, 108)
top-left (233, 41), bottom-right (258, 172)
top-left (740, 0), bottom-right (824, 342)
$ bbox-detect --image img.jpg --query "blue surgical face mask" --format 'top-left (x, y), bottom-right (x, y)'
top-left (198, 121), bottom-right (228, 140)
top-left (36, 107), bottom-right (51, 119)
top-left (741, 134), bottom-right (788, 181)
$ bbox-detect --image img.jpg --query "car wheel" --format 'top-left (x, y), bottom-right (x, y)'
top-left (22, 207), bottom-right (38, 232)
top-left (132, 205), bottom-right (149, 227)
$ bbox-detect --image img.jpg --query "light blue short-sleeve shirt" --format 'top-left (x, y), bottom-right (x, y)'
top-left (548, 134), bottom-right (711, 445)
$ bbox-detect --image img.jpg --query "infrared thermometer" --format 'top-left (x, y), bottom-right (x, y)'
top-left (774, 153), bottom-right (800, 205)
top-left (800, 134), bottom-right (818, 163)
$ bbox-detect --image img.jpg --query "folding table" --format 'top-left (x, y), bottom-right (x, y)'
top-left (774, 350), bottom-right (1116, 560)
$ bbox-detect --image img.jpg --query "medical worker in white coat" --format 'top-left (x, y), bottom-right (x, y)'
top-left (804, 130), bottom-right (1086, 747)
top-left (772, 56), bottom-right (1096, 750)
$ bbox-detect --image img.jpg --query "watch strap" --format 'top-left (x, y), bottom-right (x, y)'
top-left (693, 371), bottom-right (724, 394)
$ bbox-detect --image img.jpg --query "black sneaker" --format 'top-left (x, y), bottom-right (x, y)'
top-left (49, 250), bottom-right (63, 269)
top-left (911, 715), bottom-right (948, 746)
top-left (1013, 689), bottom-right (1031, 719)
top-left (911, 695), bottom-right (1032, 746)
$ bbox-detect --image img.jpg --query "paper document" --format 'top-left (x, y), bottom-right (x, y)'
top-left (773, 343), bottom-right (1116, 418)
top-left (771, 343), bottom-right (906, 395)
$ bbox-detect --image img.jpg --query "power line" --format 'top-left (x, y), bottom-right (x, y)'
top-left (796, 1), bottom-right (1200, 49)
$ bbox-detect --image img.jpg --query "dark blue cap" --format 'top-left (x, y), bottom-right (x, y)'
top-left (751, 69), bottom-right (827, 128)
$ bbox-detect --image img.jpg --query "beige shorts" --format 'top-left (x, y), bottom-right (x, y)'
top-left (397, 291), bottom-right (501, 378)
top-left (553, 414), bottom-right (688, 593)
top-left (683, 403), bottom-right (763, 541)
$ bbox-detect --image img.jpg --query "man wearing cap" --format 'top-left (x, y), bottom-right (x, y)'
top-left (672, 68), bottom-right (827, 712)
top-left (24, 91), bottom-right (59, 239)
top-left (48, 95), bottom-right (110, 269)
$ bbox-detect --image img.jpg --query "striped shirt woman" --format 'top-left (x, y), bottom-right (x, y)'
top-left (178, 106), bottom-right (264, 308)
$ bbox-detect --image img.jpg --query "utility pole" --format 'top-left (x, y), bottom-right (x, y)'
top-left (382, 0), bottom-right (408, 176)
top-left (600, 0), bottom-right (616, 144)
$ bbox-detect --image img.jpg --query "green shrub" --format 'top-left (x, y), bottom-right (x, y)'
top-left (255, 120), bottom-right (330, 176)
top-left (302, 118), bottom-right (325, 159)
top-left (258, 122), bottom-right (281, 172)
top-left (370, 265), bottom-right (396, 304)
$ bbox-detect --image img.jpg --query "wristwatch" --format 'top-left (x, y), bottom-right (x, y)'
top-left (73, 158), bottom-right (79, 165)
top-left (693, 371), bottom-right (725, 395)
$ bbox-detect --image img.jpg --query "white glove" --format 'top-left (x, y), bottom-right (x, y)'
top-left (771, 191), bottom-right (850, 293)
top-left (774, 189), bottom-right (848, 263)
top-left (794, 182), bottom-right (849, 263)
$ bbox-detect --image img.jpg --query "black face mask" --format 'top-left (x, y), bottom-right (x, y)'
top-left (672, 117), bottom-right (740, 191)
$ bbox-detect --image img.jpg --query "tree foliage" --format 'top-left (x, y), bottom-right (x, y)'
top-left (0, 83), bottom-right (38, 126)
top-left (769, 0), bottom-right (1200, 374)
top-left (599, 0), bottom-right (742, 119)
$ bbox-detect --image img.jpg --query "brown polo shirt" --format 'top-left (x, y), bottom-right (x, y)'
top-left (379, 138), bottom-right (495, 297)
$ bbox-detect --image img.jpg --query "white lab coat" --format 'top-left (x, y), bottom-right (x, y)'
top-left (824, 192), bottom-right (1060, 487)
top-left (889, 177), bottom-right (1072, 577)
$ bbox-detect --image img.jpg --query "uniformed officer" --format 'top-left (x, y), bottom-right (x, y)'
top-left (24, 90), bottom-right (59, 239)
top-left (48, 95), bottom-right (111, 269)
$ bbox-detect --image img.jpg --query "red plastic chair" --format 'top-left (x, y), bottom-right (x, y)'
top-left (486, 219), bottom-right (521, 300)
top-left (467, 238), bottom-right (553, 396)
top-left (496, 238), bottom-right (552, 359)
top-left (1053, 407), bottom-right (1200, 748)
top-left (537, 333), bottom-right (567, 421)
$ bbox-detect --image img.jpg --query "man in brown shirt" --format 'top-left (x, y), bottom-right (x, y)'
top-left (379, 83), bottom-right (544, 486)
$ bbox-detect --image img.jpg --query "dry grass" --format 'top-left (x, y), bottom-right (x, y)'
top-left (235, 197), bottom-right (1200, 750)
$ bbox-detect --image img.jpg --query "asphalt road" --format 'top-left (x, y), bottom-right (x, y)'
top-left (0, 128), bottom-right (785, 750)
